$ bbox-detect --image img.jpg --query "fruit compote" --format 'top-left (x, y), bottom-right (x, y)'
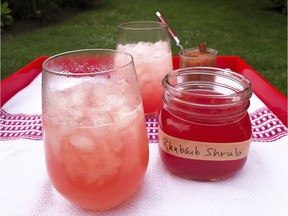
top-left (179, 42), bottom-right (217, 68)
top-left (158, 67), bottom-right (252, 181)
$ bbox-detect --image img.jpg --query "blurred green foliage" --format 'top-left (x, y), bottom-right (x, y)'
top-left (1, 2), bottom-right (14, 29)
top-left (271, 0), bottom-right (287, 14)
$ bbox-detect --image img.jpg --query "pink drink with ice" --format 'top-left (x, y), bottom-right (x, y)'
top-left (117, 41), bottom-right (173, 114)
top-left (42, 50), bottom-right (149, 210)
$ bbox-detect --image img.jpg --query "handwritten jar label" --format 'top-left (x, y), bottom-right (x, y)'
top-left (158, 128), bottom-right (251, 161)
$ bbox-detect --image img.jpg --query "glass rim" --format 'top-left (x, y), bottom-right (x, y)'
top-left (163, 67), bottom-right (252, 99)
top-left (42, 49), bottom-right (134, 76)
top-left (179, 47), bottom-right (218, 58)
top-left (118, 21), bottom-right (168, 30)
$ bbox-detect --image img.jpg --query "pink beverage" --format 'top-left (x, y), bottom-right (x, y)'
top-left (42, 50), bottom-right (149, 211)
top-left (117, 41), bottom-right (173, 114)
top-left (117, 21), bottom-right (173, 115)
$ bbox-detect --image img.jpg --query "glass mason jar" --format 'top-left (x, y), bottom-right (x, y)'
top-left (117, 21), bottom-right (173, 115)
top-left (42, 49), bottom-right (149, 210)
top-left (158, 67), bottom-right (252, 181)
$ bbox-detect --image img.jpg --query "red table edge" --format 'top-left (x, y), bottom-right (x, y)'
top-left (1, 56), bottom-right (50, 107)
top-left (216, 56), bottom-right (287, 126)
top-left (1, 56), bottom-right (287, 126)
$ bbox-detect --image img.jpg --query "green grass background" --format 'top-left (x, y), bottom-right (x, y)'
top-left (1, 0), bottom-right (287, 96)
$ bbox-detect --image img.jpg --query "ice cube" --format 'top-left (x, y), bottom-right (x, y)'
top-left (88, 124), bottom-right (111, 138)
top-left (133, 42), bottom-right (151, 57)
top-left (84, 142), bottom-right (123, 186)
top-left (106, 94), bottom-right (124, 107)
top-left (116, 104), bottom-right (136, 121)
top-left (68, 133), bottom-right (96, 153)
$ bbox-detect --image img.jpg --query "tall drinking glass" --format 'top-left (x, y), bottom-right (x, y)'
top-left (117, 21), bottom-right (173, 115)
top-left (42, 49), bottom-right (149, 211)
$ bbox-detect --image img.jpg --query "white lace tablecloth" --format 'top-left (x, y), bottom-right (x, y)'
top-left (1, 73), bottom-right (287, 216)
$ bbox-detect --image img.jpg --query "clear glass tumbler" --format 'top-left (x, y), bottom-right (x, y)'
top-left (117, 21), bottom-right (173, 115)
top-left (42, 49), bottom-right (149, 211)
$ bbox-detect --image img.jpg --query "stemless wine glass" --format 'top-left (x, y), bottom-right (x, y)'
top-left (42, 49), bottom-right (149, 211)
top-left (117, 21), bottom-right (173, 115)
